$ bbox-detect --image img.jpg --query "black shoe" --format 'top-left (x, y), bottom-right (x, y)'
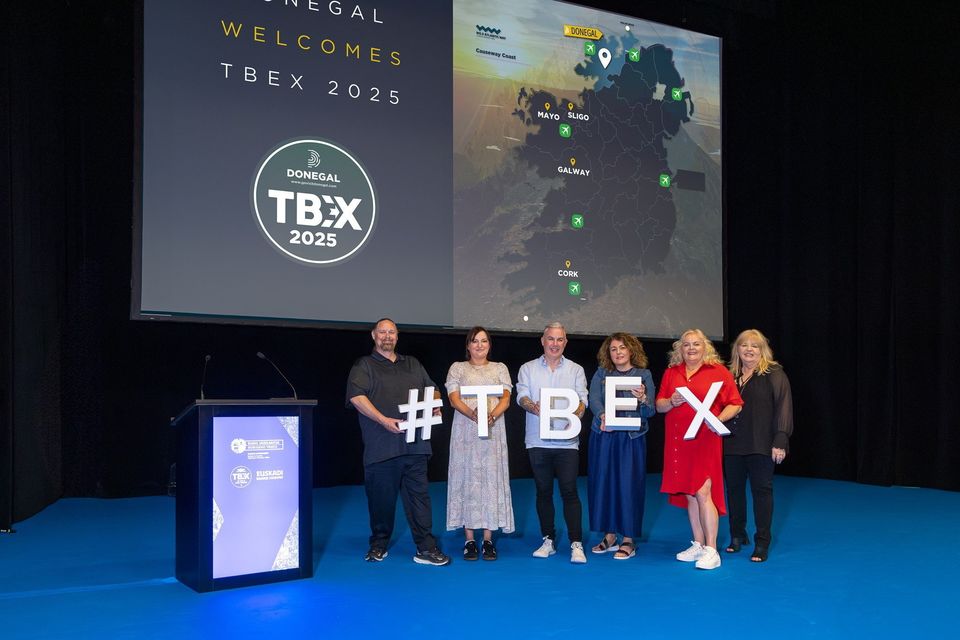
top-left (481, 540), bottom-right (497, 561)
top-left (414, 547), bottom-right (451, 566)
top-left (725, 536), bottom-right (749, 553)
top-left (364, 547), bottom-right (388, 562)
top-left (463, 540), bottom-right (479, 561)
top-left (750, 545), bottom-right (769, 562)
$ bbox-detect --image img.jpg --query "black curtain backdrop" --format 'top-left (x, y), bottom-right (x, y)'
top-left (3, 1), bottom-right (958, 526)
top-left (1, 2), bottom-right (12, 526)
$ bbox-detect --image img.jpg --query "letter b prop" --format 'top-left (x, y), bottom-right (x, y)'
top-left (539, 388), bottom-right (581, 440)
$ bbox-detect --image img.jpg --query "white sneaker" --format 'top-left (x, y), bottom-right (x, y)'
top-left (532, 536), bottom-right (556, 558)
top-left (676, 541), bottom-right (705, 562)
top-left (695, 546), bottom-right (721, 570)
top-left (570, 542), bottom-right (587, 564)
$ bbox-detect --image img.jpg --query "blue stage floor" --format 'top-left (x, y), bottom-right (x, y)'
top-left (1, 475), bottom-right (957, 638)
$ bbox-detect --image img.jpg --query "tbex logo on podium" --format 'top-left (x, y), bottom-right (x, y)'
top-left (252, 138), bottom-right (377, 265)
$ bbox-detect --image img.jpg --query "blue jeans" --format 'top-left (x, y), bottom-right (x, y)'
top-left (528, 447), bottom-right (582, 543)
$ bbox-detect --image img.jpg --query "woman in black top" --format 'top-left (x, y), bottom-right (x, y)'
top-left (723, 329), bottom-right (793, 562)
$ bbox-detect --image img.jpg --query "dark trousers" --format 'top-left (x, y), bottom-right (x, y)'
top-left (364, 454), bottom-right (436, 552)
top-left (724, 453), bottom-right (775, 547)
top-left (528, 447), bottom-right (582, 543)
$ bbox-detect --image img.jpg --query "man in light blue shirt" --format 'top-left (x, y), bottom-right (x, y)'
top-left (516, 322), bottom-right (589, 563)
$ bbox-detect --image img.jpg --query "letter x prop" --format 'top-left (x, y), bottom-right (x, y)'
top-left (677, 382), bottom-right (731, 440)
top-left (397, 386), bottom-right (444, 443)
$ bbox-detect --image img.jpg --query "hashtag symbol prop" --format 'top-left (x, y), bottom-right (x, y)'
top-left (397, 386), bottom-right (444, 443)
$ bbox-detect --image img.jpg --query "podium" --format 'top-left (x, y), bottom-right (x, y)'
top-left (171, 399), bottom-right (316, 592)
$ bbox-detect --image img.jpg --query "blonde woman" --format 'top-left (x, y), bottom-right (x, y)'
top-left (724, 329), bottom-right (794, 563)
top-left (656, 329), bottom-right (742, 570)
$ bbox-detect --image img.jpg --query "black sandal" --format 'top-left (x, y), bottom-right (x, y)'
top-left (750, 545), bottom-right (768, 562)
top-left (725, 536), bottom-right (749, 553)
top-left (613, 541), bottom-right (636, 560)
top-left (591, 535), bottom-right (619, 554)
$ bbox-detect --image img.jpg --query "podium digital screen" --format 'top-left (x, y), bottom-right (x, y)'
top-left (211, 416), bottom-right (301, 579)
top-left (136, 0), bottom-right (723, 338)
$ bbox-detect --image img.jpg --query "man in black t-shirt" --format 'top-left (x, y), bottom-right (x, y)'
top-left (346, 318), bottom-right (451, 566)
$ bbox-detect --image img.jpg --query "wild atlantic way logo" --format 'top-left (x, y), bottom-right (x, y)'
top-left (475, 25), bottom-right (506, 40)
top-left (252, 138), bottom-right (376, 265)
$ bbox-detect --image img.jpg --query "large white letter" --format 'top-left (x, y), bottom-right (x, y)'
top-left (604, 376), bottom-right (645, 430)
top-left (397, 387), bottom-right (443, 443)
top-left (677, 382), bottom-right (731, 439)
top-left (459, 385), bottom-right (504, 437)
top-left (539, 388), bottom-right (581, 440)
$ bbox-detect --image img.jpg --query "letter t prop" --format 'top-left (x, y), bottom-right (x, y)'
top-left (459, 385), bottom-right (504, 437)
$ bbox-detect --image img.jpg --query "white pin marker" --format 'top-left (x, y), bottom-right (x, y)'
top-left (598, 47), bottom-right (612, 69)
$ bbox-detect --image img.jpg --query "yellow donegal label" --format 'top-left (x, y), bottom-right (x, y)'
top-left (563, 25), bottom-right (603, 40)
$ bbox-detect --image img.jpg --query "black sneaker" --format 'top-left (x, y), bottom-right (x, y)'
top-left (463, 540), bottom-right (479, 561)
top-left (364, 547), bottom-right (388, 562)
top-left (481, 540), bottom-right (497, 561)
top-left (414, 547), bottom-right (451, 566)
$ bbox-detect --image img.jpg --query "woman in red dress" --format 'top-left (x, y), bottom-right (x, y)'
top-left (656, 329), bottom-right (743, 570)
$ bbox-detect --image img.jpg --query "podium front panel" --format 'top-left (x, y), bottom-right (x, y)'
top-left (174, 399), bottom-right (314, 592)
top-left (212, 415), bottom-right (301, 579)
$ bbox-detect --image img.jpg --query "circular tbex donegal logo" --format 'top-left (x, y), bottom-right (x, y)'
top-left (252, 138), bottom-right (376, 265)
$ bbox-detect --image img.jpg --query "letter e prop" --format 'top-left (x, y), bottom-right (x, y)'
top-left (459, 385), bottom-right (504, 438)
top-left (539, 388), bottom-right (581, 440)
top-left (604, 376), bottom-right (645, 430)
